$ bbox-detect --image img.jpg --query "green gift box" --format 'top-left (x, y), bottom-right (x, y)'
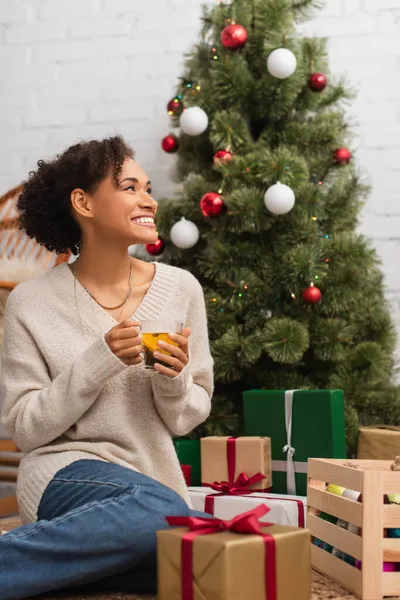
top-left (173, 438), bottom-right (201, 486)
top-left (243, 389), bottom-right (346, 496)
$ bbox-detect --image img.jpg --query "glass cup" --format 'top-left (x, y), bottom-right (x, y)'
top-left (140, 319), bottom-right (183, 370)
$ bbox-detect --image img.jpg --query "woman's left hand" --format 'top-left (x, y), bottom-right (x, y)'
top-left (153, 328), bottom-right (191, 378)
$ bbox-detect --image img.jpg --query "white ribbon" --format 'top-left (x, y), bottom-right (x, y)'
top-left (271, 460), bottom-right (308, 474)
top-left (283, 389), bottom-right (298, 495)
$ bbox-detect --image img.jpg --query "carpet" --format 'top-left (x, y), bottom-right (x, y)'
top-left (27, 572), bottom-right (369, 600)
top-left (2, 517), bottom-right (399, 599)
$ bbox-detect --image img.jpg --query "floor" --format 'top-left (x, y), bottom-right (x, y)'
top-left (2, 517), bottom-right (399, 599)
top-left (29, 572), bottom-right (370, 600)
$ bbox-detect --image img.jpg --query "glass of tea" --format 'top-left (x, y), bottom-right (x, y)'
top-left (140, 320), bottom-right (183, 369)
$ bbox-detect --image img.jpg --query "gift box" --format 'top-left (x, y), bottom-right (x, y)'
top-left (357, 426), bottom-right (400, 460)
top-left (173, 439), bottom-right (201, 486)
top-left (201, 436), bottom-right (272, 492)
top-left (181, 465), bottom-right (192, 486)
top-left (189, 486), bottom-right (306, 528)
top-left (243, 389), bottom-right (346, 496)
top-left (157, 505), bottom-right (310, 600)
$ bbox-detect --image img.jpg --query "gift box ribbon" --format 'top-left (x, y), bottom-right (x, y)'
top-left (204, 472), bottom-right (270, 514)
top-left (181, 464), bottom-right (192, 486)
top-left (202, 436), bottom-right (270, 513)
top-left (167, 504), bottom-right (277, 600)
top-left (272, 390), bottom-right (307, 495)
top-left (193, 487), bottom-right (305, 527)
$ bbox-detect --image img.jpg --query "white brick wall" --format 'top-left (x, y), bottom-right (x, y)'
top-left (298, 0), bottom-right (400, 365)
top-left (0, 0), bottom-right (399, 362)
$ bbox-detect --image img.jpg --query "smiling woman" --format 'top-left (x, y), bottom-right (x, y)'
top-left (0, 135), bottom-right (214, 599)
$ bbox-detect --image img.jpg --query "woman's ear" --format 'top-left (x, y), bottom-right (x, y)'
top-left (71, 188), bottom-right (93, 220)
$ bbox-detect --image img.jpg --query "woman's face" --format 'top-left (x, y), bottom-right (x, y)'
top-left (75, 157), bottom-right (158, 248)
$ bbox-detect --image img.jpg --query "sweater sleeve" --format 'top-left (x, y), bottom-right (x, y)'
top-left (0, 288), bottom-right (127, 453)
top-left (151, 273), bottom-right (213, 437)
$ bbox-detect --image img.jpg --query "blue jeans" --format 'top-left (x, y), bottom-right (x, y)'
top-left (0, 459), bottom-right (209, 600)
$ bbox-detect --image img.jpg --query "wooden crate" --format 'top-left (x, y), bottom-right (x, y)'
top-left (308, 458), bottom-right (400, 600)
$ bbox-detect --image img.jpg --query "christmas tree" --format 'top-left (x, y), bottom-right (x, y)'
top-left (153, 0), bottom-right (400, 451)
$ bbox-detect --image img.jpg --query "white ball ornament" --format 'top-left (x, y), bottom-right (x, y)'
top-left (267, 48), bottom-right (297, 79)
top-left (264, 182), bottom-right (295, 215)
top-left (180, 106), bottom-right (209, 136)
top-left (170, 218), bottom-right (200, 249)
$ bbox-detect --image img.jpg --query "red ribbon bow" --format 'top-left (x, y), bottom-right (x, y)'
top-left (167, 504), bottom-right (277, 600)
top-left (209, 471), bottom-right (266, 494)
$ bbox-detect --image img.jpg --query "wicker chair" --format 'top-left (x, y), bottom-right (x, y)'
top-left (0, 184), bottom-right (70, 516)
top-left (0, 439), bottom-right (20, 517)
top-left (0, 184), bottom-right (70, 287)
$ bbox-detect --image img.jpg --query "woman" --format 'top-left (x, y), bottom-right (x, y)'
top-left (0, 136), bottom-right (213, 599)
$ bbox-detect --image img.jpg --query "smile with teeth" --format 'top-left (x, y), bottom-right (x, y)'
top-left (131, 216), bottom-right (155, 228)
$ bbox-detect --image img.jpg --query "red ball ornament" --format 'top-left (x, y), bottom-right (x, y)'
top-left (213, 150), bottom-right (233, 164)
top-left (220, 23), bottom-right (248, 50)
top-left (334, 147), bottom-right (352, 165)
top-left (146, 238), bottom-right (165, 256)
top-left (200, 192), bottom-right (225, 218)
top-left (302, 283), bottom-right (322, 305)
top-left (161, 134), bottom-right (179, 153)
top-left (308, 72), bottom-right (327, 92)
top-left (167, 98), bottom-right (183, 116)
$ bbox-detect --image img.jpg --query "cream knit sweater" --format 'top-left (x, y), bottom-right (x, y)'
top-left (0, 262), bottom-right (213, 524)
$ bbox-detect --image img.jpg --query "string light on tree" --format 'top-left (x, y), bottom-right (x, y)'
top-left (220, 23), bottom-right (248, 50)
top-left (167, 97), bottom-right (183, 116)
top-left (264, 182), bottom-right (295, 215)
top-left (161, 134), bottom-right (179, 154)
top-left (267, 48), bottom-right (297, 79)
top-left (334, 147), bottom-right (352, 165)
top-left (308, 72), bottom-right (327, 92)
top-left (302, 283), bottom-right (322, 305)
top-left (145, 238), bottom-right (165, 256)
top-left (180, 106), bottom-right (209, 136)
top-left (213, 150), bottom-right (233, 164)
top-left (170, 218), bottom-right (200, 249)
top-left (200, 192), bottom-right (226, 217)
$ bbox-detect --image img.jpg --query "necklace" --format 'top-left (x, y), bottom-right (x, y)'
top-left (72, 260), bottom-right (133, 311)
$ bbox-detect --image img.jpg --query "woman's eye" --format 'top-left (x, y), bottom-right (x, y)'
top-left (146, 188), bottom-right (152, 195)
top-left (125, 185), bottom-right (136, 192)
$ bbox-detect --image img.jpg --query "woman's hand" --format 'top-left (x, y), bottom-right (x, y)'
top-left (105, 320), bottom-right (143, 366)
top-left (153, 328), bottom-right (191, 378)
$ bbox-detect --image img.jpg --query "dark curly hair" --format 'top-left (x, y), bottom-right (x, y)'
top-left (17, 135), bottom-right (135, 256)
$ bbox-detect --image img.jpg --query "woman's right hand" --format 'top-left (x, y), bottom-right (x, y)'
top-left (105, 320), bottom-right (143, 366)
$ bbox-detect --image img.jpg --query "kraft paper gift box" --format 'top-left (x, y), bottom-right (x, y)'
top-left (357, 425), bottom-right (400, 459)
top-left (157, 505), bottom-right (310, 600)
top-left (173, 438), bottom-right (201, 486)
top-left (243, 389), bottom-right (346, 496)
top-left (189, 486), bottom-right (307, 528)
top-left (201, 436), bottom-right (272, 492)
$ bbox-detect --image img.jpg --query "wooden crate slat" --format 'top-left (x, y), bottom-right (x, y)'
top-left (383, 539), bottom-right (400, 562)
top-left (382, 572), bottom-right (400, 597)
top-left (311, 544), bottom-right (362, 598)
top-left (361, 471), bottom-right (384, 599)
top-left (383, 505), bottom-right (400, 528)
top-left (308, 513), bottom-right (362, 560)
top-left (308, 458), bottom-right (364, 492)
top-left (383, 470), bottom-right (400, 494)
top-left (308, 487), bottom-right (363, 527)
